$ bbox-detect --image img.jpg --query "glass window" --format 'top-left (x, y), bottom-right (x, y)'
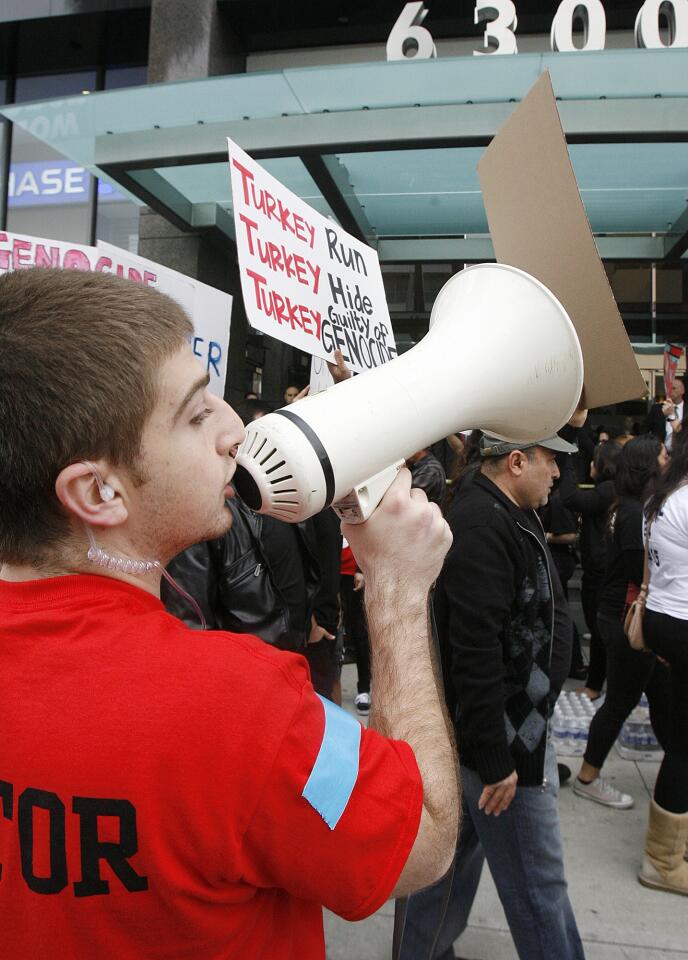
top-left (422, 263), bottom-right (454, 311)
top-left (621, 312), bottom-right (653, 344)
top-left (95, 180), bottom-right (142, 254)
top-left (0, 78), bottom-right (7, 224)
top-left (104, 66), bottom-right (148, 91)
top-left (605, 264), bottom-right (651, 307)
top-left (7, 72), bottom-right (97, 244)
top-left (656, 268), bottom-right (684, 304)
top-left (381, 264), bottom-right (414, 312)
top-left (655, 314), bottom-right (688, 344)
top-left (94, 67), bottom-right (148, 253)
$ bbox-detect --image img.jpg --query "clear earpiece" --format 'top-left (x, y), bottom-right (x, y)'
top-left (82, 460), bottom-right (115, 502)
top-left (83, 524), bottom-right (207, 630)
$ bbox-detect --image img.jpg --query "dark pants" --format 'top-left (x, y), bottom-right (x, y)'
top-left (303, 636), bottom-right (342, 702)
top-left (581, 571), bottom-right (606, 691)
top-left (644, 608), bottom-right (688, 813)
top-left (584, 614), bottom-right (671, 770)
top-left (550, 545), bottom-right (584, 674)
top-left (340, 574), bottom-right (370, 694)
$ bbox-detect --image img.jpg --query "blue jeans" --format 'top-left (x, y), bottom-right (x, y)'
top-left (398, 742), bottom-right (585, 960)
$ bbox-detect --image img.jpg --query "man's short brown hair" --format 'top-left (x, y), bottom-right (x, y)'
top-left (0, 268), bottom-right (193, 564)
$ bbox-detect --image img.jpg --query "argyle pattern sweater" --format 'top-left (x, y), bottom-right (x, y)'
top-left (435, 472), bottom-right (554, 787)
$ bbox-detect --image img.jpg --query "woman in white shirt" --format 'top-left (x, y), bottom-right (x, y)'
top-left (639, 424), bottom-right (688, 897)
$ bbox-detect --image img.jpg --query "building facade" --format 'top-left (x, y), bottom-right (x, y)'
top-left (0, 0), bottom-right (686, 419)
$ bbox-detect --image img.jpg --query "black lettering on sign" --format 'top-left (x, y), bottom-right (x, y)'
top-left (73, 797), bottom-right (148, 897)
top-left (18, 788), bottom-right (68, 895)
top-left (325, 228), bottom-right (368, 276)
top-left (0, 779), bottom-right (13, 881)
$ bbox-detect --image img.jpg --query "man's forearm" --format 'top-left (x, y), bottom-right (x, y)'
top-left (365, 583), bottom-right (459, 869)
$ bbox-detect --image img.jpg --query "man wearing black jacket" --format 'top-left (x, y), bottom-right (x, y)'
top-left (162, 494), bottom-right (319, 650)
top-left (400, 433), bottom-right (585, 960)
top-left (644, 374), bottom-right (685, 448)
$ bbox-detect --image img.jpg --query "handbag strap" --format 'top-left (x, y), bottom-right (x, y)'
top-left (640, 517), bottom-right (653, 595)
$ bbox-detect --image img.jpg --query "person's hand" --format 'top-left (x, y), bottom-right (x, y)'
top-left (568, 407), bottom-right (588, 429)
top-left (446, 433), bottom-right (465, 456)
top-left (353, 571), bottom-right (365, 592)
top-left (478, 771), bottom-right (518, 816)
top-left (327, 349), bottom-right (353, 385)
top-left (342, 469), bottom-right (452, 601)
top-left (294, 385), bottom-right (310, 402)
top-left (662, 400), bottom-right (676, 419)
top-left (308, 616), bottom-right (335, 645)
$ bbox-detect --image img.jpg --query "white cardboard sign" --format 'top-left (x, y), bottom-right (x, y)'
top-left (309, 354), bottom-right (335, 395)
top-left (227, 138), bottom-right (397, 374)
top-left (0, 230), bottom-right (231, 397)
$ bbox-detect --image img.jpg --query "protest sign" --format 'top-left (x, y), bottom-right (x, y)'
top-left (309, 354), bottom-right (335, 395)
top-left (478, 71), bottom-right (646, 409)
top-left (227, 138), bottom-right (397, 375)
top-left (0, 230), bottom-right (231, 397)
top-left (0, 231), bottom-right (108, 275)
top-left (663, 343), bottom-right (684, 398)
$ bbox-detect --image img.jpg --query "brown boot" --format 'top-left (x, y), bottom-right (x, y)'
top-left (638, 800), bottom-right (688, 896)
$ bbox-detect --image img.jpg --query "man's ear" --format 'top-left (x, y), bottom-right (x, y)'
top-left (507, 450), bottom-right (526, 477)
top-left (55, 462), bottom-right (128, 527)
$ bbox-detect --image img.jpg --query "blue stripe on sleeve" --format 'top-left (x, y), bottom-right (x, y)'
top-left (302, 694), bottom-right (362, 830)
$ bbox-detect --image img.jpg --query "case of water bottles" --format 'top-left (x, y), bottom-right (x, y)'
top-left (615, 694), bottom-right (664, 762)
top-left (552, 691), bottom-right (663, 762)
top-left (552, 691), bottom-right (598, 756)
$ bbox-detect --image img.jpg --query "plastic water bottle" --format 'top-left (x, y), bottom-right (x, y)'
top-left (552, 710), bottom-right (567, 752)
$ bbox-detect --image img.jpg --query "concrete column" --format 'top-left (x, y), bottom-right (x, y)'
top-left (138, 209), bottom-right (201, 276)
top-left (141, 1), bottom-right (246, 403)
top-left (147, 0), bottom-right (245, 84)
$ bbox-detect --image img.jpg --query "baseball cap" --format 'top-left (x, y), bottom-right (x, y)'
top-left (479, 434), bottom-right (578, 458)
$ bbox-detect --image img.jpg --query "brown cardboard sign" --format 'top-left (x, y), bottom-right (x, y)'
top-left (478, 71), bottom-right (646, 410)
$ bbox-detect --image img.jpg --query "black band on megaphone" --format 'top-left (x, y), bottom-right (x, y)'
top-left (274, 408), bottom-right (336, 508)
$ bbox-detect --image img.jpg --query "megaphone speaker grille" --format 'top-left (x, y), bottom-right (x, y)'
top-left (234, 424), bottom-right (300, 520)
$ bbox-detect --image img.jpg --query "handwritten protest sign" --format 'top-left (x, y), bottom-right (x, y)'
top-left (227, 138), bottom-right (396, 375)
top-left (309, 354), bottom-right (335, 395)
top-left (0, 231), bottom-right (231, 397)
top-left (0, 231), bottom-right (115, 276)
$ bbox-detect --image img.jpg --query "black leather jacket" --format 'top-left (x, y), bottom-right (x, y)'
top-left (162, 496), bottom-right (320, 652)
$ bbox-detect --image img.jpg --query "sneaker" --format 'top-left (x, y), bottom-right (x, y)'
top-left (573, 776), bottom-right (634, 809)
top-left (558, 763), bottom-right (572, 786)
top-left (354, 692), bottom-right (371, 714)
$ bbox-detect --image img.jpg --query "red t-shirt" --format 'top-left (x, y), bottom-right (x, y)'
top-left (0, 575), bottom-right (422, 959)
top-left (340, 542), bottom-right (358, 576)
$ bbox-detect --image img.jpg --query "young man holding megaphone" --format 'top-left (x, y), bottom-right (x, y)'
top-left (0, 268), bottom-right (459, 960)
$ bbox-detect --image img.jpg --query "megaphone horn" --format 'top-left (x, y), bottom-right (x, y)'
top-left (233, 263), bottom-right (584, 524)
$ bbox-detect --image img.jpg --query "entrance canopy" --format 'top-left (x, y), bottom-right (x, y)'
top-left (2, 48), bottom-right (687, 263)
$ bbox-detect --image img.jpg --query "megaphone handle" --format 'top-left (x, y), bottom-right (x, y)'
top-left (332, 460), bottom-right (405, 524)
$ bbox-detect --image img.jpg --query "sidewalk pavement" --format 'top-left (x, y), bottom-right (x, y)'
top-left (325, 665), bottom-right (688, 960)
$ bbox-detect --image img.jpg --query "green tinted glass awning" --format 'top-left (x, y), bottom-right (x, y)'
top-left (2, 48), bottom-right (687, 261)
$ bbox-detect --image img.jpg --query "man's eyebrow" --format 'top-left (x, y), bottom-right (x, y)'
top-left (172, 372), bottom-right (210, 424)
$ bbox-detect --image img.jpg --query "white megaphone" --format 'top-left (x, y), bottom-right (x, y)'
top-left (233, 263), bottom-right (584, 523)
